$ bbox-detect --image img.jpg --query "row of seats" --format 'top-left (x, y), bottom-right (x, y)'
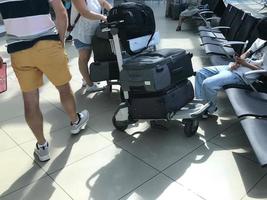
top-left (200, 3), bottom-right (259, 62)
top-left (196, 1), bottom-right (267, 167)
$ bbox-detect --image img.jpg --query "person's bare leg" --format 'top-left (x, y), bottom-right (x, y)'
top-left (78, 48), bottom-right (93, 86)
top-left (23, 89), bottom-right (45, 145)
top-left (176, 16), bottom-right (185, 31)
top-left (56, 83), bottom-right (78, 123)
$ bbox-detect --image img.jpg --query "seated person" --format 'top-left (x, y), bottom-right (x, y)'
top-left (195, 17), bottom-right (267, 117)
top-left (176, 0), bottom-right (202, 31)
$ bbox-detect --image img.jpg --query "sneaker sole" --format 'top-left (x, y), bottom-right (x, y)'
top-left (34, 151), bottom-right (50, 162)
top-left (71, 118), bottom-right (89, 135)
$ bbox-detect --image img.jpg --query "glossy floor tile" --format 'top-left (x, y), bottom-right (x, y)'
top-left (0, 176), bottom-right (72, 200)
top-left (0, 147), bottom-right (46, 197)
top-left (121, 173), bottom-right (203, 200)
top-left (163, 142), bottom-right (267, 200)
top-left (50, 145), bottom-right (158, 200)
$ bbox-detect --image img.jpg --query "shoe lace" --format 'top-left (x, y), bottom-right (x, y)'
top-left (71, 113), bottom-right (81, 126)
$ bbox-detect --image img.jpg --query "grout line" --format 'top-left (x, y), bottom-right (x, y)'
top-left (240, 173), bottom-right (267, 200)
top-left (118, 172), bottom-right (161, 200)
top-left (45, 143), bottom-right (114, 176)
top-left (0, 176), bottom-right (49, 199)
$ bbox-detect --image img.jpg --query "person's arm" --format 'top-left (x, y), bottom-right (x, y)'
top-left (235, 56), bottom-right (263, 70)
top-left (98, 0), bottom-right (112, 11)
top-left (230, 44), bottom-right (255, 70)
top-left (50, 0), bottom-right (68, 46)
top-left (240, 50), bottom-right (252, 59)
top-left (71, 0), bottom-right (107, 21)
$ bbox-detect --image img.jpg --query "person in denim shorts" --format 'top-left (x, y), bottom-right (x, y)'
top-left (71, 0), bottom-right (112, 95)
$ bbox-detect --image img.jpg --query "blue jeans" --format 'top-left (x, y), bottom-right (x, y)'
top-left (195, 65), bottom-right (243, 112)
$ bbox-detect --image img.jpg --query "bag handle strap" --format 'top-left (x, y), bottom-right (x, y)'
top-left (70, 0), bottom-right (87, 31)
top-left (250, 41), bottom-right (267, 56)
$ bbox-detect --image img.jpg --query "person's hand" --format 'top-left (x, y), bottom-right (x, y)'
top-left (229, 62), bottom-right (240, 71)
top-left (101, 15), bottom-right (107, 22)
top-left (235, 56), bottom-right (246, 66)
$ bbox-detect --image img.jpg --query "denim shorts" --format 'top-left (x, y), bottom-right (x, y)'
top-left (73, 39), bottom-right (91, 50)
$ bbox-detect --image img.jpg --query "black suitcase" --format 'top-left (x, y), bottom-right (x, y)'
top-left (120, 48), bottom-right (194, 92)
top-left (89, 61), bottom-right (119, 82)
top-left (92, 36), bottom-right (116, 62)
top-left (92, 26), bottom-right (117, 62)
top-left (129, 80), bottom-right (194, 119)
top-left (147, 48), bottom-right (194, 84)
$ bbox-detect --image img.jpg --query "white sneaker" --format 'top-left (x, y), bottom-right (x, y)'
top-left (82, 83), bottom-right (103, 95)
top-left (81, 79), bottom-right (86, 88)
top-left (70, 110), bottom-right (89, 134)
top-left (34, 141), bottom-right (50, 162)
top-left (202, 107), bottom-right (218, 119)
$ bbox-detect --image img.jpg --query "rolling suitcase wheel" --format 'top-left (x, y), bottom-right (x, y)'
top-left (112, 103), bottom-right (129, 131)
top-left (182, 119), bottom-right (199, 137)
top-left (112, 115), bottom-right (128, 131)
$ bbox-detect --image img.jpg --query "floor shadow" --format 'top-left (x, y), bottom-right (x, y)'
top-left (85, 124), bottom-right (212, 200)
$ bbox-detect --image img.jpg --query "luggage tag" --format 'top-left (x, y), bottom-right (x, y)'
top-left (0, 62), bottom-right (7, 93)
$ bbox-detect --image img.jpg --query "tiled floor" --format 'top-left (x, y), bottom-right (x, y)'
top-left (1, 1), bottom-right (267, 200)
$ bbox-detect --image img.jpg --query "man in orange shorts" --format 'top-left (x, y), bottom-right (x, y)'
top-left (0, 0), bottom-right (89, 162)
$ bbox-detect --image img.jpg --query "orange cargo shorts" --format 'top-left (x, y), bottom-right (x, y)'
top-left (11, 40), bottom-right (71, 92)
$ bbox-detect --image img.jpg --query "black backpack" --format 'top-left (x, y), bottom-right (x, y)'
top-left (107, 2), bottom-right (155, 55)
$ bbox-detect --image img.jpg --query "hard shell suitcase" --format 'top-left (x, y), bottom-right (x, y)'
top-left (120, 48), bottom-right (194, 92)
top-left (90, 61), bottom-right (119, 82)
top-left (129, 80), bottom-right (194, 119)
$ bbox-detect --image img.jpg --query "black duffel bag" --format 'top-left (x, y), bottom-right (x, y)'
top-left (107, 2), bottom-right (155, 55)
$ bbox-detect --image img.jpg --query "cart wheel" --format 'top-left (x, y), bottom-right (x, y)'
top-left (120, 87), bottom-right (125, 102)
top-left (182, 119), bottom-right (199, 137)
top-left (108, 84), bottom-right (112, 93)
top-left (128, 114), bottom-right (138, 124)
top-left (112, 115), bottom-right (128, 131)
top-left (112, 103), bottom-right (129, 131)
top-left (166, 112), bottom-right (175, 120)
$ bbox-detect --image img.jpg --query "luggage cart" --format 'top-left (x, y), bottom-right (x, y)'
top-left (102, 21), bottom-right (211, 137)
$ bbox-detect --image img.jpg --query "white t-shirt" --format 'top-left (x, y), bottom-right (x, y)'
top-left (71, 0), bottom-right (101, 44)
top-left (233, 38), bottom-right (267, 78)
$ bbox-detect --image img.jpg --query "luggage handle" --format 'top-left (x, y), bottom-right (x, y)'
top-left (171, 67), bottom-right (183, 72)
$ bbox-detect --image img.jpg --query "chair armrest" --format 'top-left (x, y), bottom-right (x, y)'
top-left (244, 70), bottom-right (267, 79)
top-left (240, 69), bottom-right (267, 92)
top-left (220, 41), bottom-right (245, 48)
top-left (211, 26), bottom-right (230, 30)
top-left (215, 41), bottom-right (247, 59)
top-left (198, 12), bottom-right (215, 27)
top-left (199, 10), bottom-right (214, 15)
top-left (205, 16), bottom-right (220, 21)
top-left (198, 8), bottom-right (210, 11)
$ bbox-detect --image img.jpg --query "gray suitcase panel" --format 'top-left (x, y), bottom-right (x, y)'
top-left (121, 56), bottom-right (171, 92)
